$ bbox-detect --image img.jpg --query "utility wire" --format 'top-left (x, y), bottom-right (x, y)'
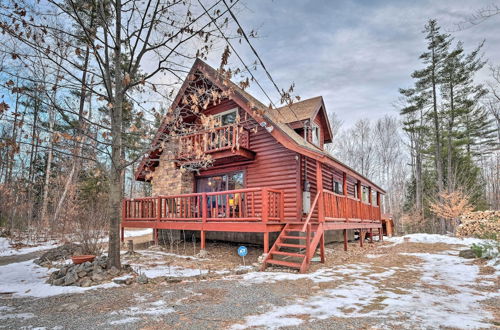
top-left (221, 0), bottom-right (300, 121)
top-left (197, 0), bottom-right (287, 119)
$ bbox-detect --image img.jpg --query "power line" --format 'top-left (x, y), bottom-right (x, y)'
top-left (197, 0), bottom-right (288, 119)
top-left (221, 0), bottom-right (300, 121)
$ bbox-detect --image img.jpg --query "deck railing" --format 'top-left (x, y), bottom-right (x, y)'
top-left (122, 187), bottom-right (284, 224)
top-left (323, 190), bottom-right (381, 222)
top-left (178, 124), bottom-right (250, 159)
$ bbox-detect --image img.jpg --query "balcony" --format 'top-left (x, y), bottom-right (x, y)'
top-left (177, 124), bottom-right (255, 162)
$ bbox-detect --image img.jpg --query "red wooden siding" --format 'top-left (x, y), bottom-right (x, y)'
top-left (198, 101), bottom-right (300, 222)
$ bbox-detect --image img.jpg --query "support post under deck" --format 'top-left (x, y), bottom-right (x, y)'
top-left (263, 232), bottom-right (269, 254)
top-left (343, 229), bottom-right (348, 251)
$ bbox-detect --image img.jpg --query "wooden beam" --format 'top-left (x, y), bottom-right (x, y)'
top-left (343, 229), bottom-right (348, 251)
top-left (263, 232), bottom-right (269, 253)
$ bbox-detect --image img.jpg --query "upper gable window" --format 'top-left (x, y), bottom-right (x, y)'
top-left (311, 123), bottom-right (321, 146)
top-left (215, 108), bottom-right (238, 126)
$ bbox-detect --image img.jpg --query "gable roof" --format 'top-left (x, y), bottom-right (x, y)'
top-left (136, 59), bottom-right (385, 193)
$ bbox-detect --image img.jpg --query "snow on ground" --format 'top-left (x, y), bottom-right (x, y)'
top-left (233, 235), bottom-right (499, 330)
top-left (384, 233), bottom-right (486, 246)
top-left (108, 294), bottom-right (174, 325)
top-left (0, 237), bottom-right (59, 257)
top-left (0, 259), bottom-right (119, 298)
top-left (123, 228), bottom-right (153, 238)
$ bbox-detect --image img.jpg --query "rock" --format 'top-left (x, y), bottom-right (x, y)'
top-left (125, 278), bottom-right (134, 285)
top-left (80, 277), bottom-right (93, 287)
top-left (108, 266), bottom-right (120, 276)
top-left (64, 270), bottom-right (79, 286)
top-left (59, 266), bottom-right (68, 277)
top-left (196, 249), bottom-right (208, 258)
top-left (52, 278), bottom-right (65, 286)
top-left (136, 274), bottom-right (149, 284)
top-left (113, 278), bottom-right (127, 285)
top-left (459, 249), bottom-right (476, 259)
top-left (77, 271), bottom-right (87, 278)
top-left (165, 277), bottom-right (182, 283)
top-left (91, 272), bottom-right (105, 282)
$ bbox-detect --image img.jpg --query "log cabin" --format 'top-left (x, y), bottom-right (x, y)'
top-left (122, 59), bottom-right (385, 273)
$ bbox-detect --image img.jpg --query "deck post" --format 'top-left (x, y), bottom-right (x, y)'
top-left (262, 188), bottom-right (269, 223)
top-left (359, 229), bottom-right (364, 247)
top-left (263, 232), bottom-right (269, 254)
top-left (319, 232), bottom-right (325, 263)
top-left (121, 226), bottom-right (125, 243)
top-left (316, 161), bottom-right (324, 222)
top-left (154, 196), bottom-right (161, 245)
top-left (343, 172), bottom-right (348, 222)
top-left (305, 223), bottom-right (311, 262)
top-left (369, 228), bottom-right (373, 243)
top-left (379, 227), bottom-right (383, 241)
top-left (343, 229), bottom-right (348, 251)
top-left (356, 180), bottom-right (362, 221)
top-left (201, 193), bottom-right (207, 250)
top-left (368, 186), bottom-right (372, 220)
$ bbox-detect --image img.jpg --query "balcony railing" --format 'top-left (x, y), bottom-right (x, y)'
top-left (323, 190), bottom-right (381, 222)
top-left (122, 187), bottom-right (284, 224)
top-left (177, 124), bottom-right (250, 159)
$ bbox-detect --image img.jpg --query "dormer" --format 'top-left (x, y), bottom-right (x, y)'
top-left (275, 96), bottom-right (333, 149)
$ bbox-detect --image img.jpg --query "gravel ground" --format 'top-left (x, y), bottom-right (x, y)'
top-left (1, 239), bottom-right (498, 330)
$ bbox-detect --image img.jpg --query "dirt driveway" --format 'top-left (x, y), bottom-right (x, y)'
top-left (0, 238), bottom-right (498, 329)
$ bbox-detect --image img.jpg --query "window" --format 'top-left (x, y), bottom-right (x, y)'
top-left (333, 181), bottom-right (342, 194)
top-left (214, 108), bottom-right (238, 126)
top-left (311, 123), bottom-right (321, 146)
top-left (196, 171), bottom-right (244, 193)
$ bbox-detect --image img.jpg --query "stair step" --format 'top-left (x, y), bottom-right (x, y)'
top-left (277, 243), bottom-right (306, 249)
top-left (271, 251), bottom-right (305, 258)
top-left (266, 259), bottom-right (302, 269)
top-left (282, 235), bottom-right (305, 240)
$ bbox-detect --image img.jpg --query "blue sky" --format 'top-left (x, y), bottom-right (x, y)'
top-left (214, 0), bottom-right (500, 127)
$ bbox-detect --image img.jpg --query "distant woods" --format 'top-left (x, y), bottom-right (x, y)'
top-left (329, 19), bottom-right (500, 235)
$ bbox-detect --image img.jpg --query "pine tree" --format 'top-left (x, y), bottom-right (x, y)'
top-left (412, 19), bottom-right (452, 193)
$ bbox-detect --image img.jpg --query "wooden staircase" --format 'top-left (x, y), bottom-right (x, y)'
top-left (261, 222), bottom-right (325, 273)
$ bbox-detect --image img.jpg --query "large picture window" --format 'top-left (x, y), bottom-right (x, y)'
top-left (196, 171), bottom-right (244, 193)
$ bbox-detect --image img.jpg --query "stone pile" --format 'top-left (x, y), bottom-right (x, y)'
top-left (34, 243), bottom-right (82, 266)
top-left (47, 256), bottom-right (134, 287)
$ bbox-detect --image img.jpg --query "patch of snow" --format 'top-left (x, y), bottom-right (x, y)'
top-left (0, 312), bottom-right (35, 320)
top-left (233, 250), bottom-right (497, 329)
top-left (0, 237), bottom-right (59, 257)
top-left (110, 298), bottom-right (174, 324)
top-left (124, 228), bottom-right (153, 238)
top-left (138, 249), bottom-right (208, 261)
top-left (384, 233), bottom-right (486, 246)
top-left (366, 254), bottom-right (383, 259)
top-left (109, 317), bottom-right (141, 325)
top-left (134, 263), bottom-right (208, 278)
top-left (0, 259), bottom-right (119, 298)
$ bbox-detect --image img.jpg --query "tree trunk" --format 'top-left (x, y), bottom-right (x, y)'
top-left (431, 46), bottom-right (444, 193)
top-left (107, 0), bottom-right (123, 269)
top-left (40, 101), bottom-right (56, 228)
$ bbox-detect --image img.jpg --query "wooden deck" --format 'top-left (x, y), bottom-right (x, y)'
top-left (121, 187), bottom-right (383, 272)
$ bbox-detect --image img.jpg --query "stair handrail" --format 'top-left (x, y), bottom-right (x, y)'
top-left (301, 191), bottom-right (321, 232)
